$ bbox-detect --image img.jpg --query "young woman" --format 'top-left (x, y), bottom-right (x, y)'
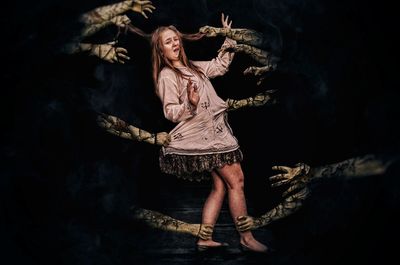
top-left (151, 14), bottom-right (269, 253)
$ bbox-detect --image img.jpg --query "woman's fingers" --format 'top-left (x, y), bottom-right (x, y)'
top-left (187, 80), bottom-right (193, 94)
top-left (187, 78), bottom-right (192, 88)
top-left (221, 13), bottom-right (232, 28)
top-left (187, 79), bottom-right (199, 93)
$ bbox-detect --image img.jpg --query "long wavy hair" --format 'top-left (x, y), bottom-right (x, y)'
top-left (150, 26), bottom-right (205, 91)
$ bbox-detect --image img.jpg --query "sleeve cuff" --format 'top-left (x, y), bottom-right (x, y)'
top-left (224, 37), bottom-right (237, 46)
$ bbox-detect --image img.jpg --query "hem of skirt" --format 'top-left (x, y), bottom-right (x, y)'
top-left (159, 149), bottom-right (243, 182)
top-left (162, 145), bottom-right (240, 156)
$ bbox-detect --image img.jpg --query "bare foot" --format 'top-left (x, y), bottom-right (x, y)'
top-left (240, 237), bottom-right (268, 253)
top-left (197, 239), bottom-right (228, 247)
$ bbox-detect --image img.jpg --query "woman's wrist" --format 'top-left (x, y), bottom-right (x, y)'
top-left (188, 102), bottom-right (198, 115)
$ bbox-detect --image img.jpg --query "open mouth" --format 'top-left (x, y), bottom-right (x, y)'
top-left (173, 47), bottom-right (180, 53)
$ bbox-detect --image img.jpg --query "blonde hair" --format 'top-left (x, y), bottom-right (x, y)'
top-left (151, 26), bottom-right (205, 91)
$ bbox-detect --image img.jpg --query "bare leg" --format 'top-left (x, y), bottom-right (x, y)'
top-left (217, 162), bottom-right (268, 252)
top-left (197, 171), bottom-right (227, 247)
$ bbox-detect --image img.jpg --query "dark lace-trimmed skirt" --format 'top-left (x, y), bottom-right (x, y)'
top-left (159, 149), bottom-right (243, 181)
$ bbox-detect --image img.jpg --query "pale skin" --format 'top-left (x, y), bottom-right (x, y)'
top-left (68, 4), bottom-right (274, 249)
top-left (98, 114), bottom-right (391, 235)
top-left (96, 91), bottom-right (277, 238)
top-left (159, 13), bottom-right (268, 253)
top-left (97, 93), bottom-right (279, 242)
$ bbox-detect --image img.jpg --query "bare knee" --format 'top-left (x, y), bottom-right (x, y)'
top-left (228, 172), bottom-right (244, 190)
top-left (212, 181), bottom-right (226, 195)
top-left (211, 171), bottom-right (226, 195)
top-left (223, 169), bottom-right (244, 191)
top-left (217, 162), bottom-right (246, 190)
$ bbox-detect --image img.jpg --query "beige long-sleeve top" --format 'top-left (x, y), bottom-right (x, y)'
top-left (157, 38), bottom-right (239, 156)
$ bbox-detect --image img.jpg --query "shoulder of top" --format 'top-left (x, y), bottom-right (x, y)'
top-left (160, 67), bottom-right (174, 74)
top-left (158, 68), bottom-right (178, 85)
top-left (191, 61), bottom-right (208, 72)
top-left (159, 67), bottom-right (177, 78)
top-left (191, 60), bottom-right (201, 66)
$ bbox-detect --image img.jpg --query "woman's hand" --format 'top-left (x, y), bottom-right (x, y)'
top-left (221, 13), bottom-right (232, 29)
top-left (187, 79), bottom-right (200, 107)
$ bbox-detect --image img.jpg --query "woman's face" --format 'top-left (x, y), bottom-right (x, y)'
top-left (160, 29), bottom-right (181, 62)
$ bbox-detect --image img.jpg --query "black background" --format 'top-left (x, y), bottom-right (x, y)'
top-left (1, 0), bottom-right (399, 264)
